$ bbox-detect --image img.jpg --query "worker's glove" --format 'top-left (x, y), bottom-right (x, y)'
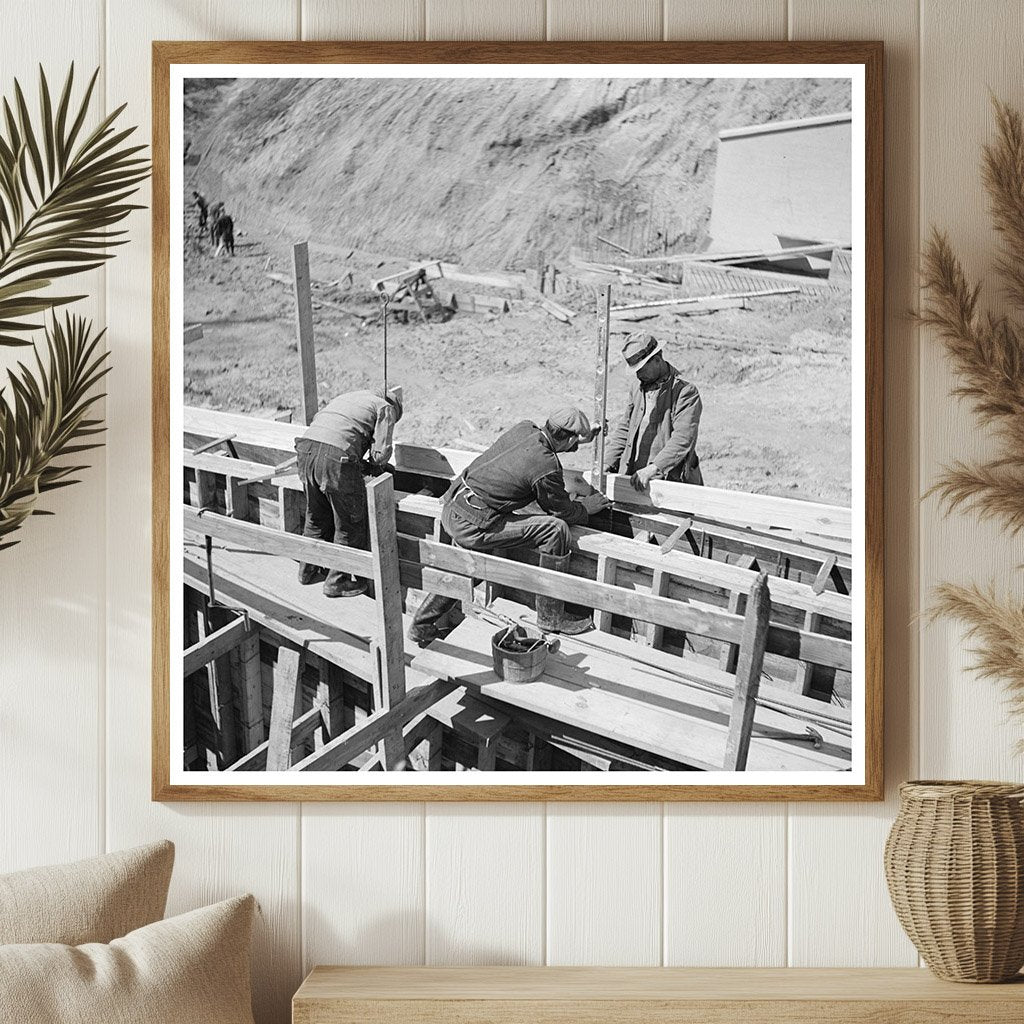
top-left (585, 424), bottom-right (603, 442)
top-left (629, 464), bottom-right (660, 491)
top-left (580, 492), bottom-right (613, 516)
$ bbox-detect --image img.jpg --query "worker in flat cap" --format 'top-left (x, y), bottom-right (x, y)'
top-left (294, 385), bottom-right (404, 598)
top-left (603, 332), bottom-right (704, 490)
top-left (408, 407), bottom-right (612, 646)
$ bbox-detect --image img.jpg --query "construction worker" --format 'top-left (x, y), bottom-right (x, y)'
top-left (408, 408), bottom-right (612, 647)
top-left (603, 332), bottom-right (704, 489)
top-left (192, 190), bottom-right (208, 228)
top-left (295, 386), bottom-right (403, 598)
top-left (208, 201), bottom-right (225, 244)
top-left (211, 210), bottom-right (235, 256)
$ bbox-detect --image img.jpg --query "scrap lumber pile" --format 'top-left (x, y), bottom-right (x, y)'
top-left (180, 406), bottom-right (854, 775)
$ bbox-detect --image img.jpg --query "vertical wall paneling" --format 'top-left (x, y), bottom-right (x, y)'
top-left (663, 0), bottom-right (787, 40)
top-left (298, 7), bottom-right (427, 982)
top-left (424, 803), bottom-right (545, 964)
top-left (425, 0), bottom-right (545, 41)
top-left (546, 0), bottom-right (663, 41)
top-left (786, 0), bottom-right (922, 967)
top-left (0, 0), bottom-right (106, 875)
top-left (103, 4), bottom-right (302, 1023)
top-left (302, 803), bottom-right (426, 969)
top-left (661, 0), bottom-right (787, 969)
top-left (664, 805), bottom-right (786, 965)
top-left (546, 804), bottom-right (662, 964)
top-left (302, 0), bottom-right (426, 40)
top-left (918, 0), bottom-right (1024, 778)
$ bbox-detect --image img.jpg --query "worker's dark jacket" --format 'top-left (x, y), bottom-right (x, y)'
top-left (603, 362), bottom-right (703, 484)
top-left (446, 421), bottom-right (588, 531)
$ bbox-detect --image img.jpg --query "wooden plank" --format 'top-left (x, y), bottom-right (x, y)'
top-left (292, 966), bottom-right (1024, 1023)
top-left (593, 554), bottom-right (617, 632)
top-left (183, 506), bottom-right (374, 578)
top-left (195, 468), bottom-right (218, 510)
top-left (280, 486), bottom-right (303, 534)
top-left (602, 474), bottom-right (852, 540)
top-left (592, 284), bottom-right (611, 490)
top-left (366, 475), bottom-right (407, 709)
top-left (293, 677), bottom-right (458, 771)
top-left (266, 645), bottom-right (305, 771)
top-left (228, 706), bottom-right (324, 772)
top-left (293, 241), bottom-right (319, 426)
top-left (724, 574), bottom-right (772, 771)
top-left (184, 323), bottom-right (204, 343)
top-left (183, 614), bottom-right (251, 676)
top-left (612, 287), bottom-right (797, 312)
top-left (191, 432), bottom-right (235, 455)
top-left (645, 568), bottom-right (670, 649)
top-left (230, 630), bottom-right (265, 753)
top-left (401, 533), bottom-right (852, 670)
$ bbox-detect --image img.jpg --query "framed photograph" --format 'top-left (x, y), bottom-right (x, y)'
top-left (153, 41), bottom-right (883, 801)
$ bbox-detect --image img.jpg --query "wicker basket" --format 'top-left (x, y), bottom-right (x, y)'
top-left (884, 780), bottom-right (1024, 982)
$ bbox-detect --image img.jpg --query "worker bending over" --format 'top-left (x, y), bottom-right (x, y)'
top-left (603, 332), bottom-right (704, 489)
top-left (295, 387), bottom-right (403, 598)
top-left (408, 408), bottom-right (612, 647)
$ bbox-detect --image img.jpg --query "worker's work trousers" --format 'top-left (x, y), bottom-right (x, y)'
top-left (296, 439), bottom-right (368, 588)
top-left (409, 503), bottom-right (572, 636)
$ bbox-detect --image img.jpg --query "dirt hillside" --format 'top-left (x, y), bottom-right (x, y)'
top-left (187, 76), bottom-right (850, 267)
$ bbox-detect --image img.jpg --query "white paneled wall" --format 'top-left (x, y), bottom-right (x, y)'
top-left (3, 3), bottom-right (1023, 1022)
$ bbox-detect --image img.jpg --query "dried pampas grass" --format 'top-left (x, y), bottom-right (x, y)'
top-left (920, 98), bottom-right (1024, 725)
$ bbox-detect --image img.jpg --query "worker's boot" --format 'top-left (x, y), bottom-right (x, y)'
top-left (323, 572), bottom-right (368, 599)
top-left (536, 553), bottom-right (593, 635)
top-left (408, 593), bottom-right (458, 648)
top-left (298, 563), bottom-right (328, 586)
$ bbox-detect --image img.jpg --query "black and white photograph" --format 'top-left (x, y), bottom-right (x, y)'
top-left (167, 56), bottom-right (874, 793)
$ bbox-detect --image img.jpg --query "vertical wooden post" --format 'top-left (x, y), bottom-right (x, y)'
top-left (293, 241), bottom-right (318, 425)
top-left (230, 630), bottom-right (264, 753)
top-left (723, 572), bottom-right (771, 771)
top-left (279, 486), bottom-right (303, 534)
top-left (593, 554), bottom-right (618, 632)
top-left (644, 569), bottom-right (670, 649)
top-left (225, 476), bottom-right (248, 520)
top-left (592, 284), bottom-right (612, 490)
top-left (367, 474), bottom-right (407, 769)
top-left (267, 644), bottom-right (304, 771)
top-left (537, 250), bottom-right (547, 295)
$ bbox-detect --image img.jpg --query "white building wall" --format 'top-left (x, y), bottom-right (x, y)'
top-left (708, 113), bottom-right (852, 251)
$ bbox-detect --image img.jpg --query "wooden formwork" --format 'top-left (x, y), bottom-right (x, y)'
top-left (179, 408), bottom-right (854, 774)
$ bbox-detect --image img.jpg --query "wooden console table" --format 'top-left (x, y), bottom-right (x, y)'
top-left (293, 966), bottom-right (1024, 1023)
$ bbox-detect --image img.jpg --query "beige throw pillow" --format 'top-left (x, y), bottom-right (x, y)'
top-left (0, 894), bottom-right (256, 1024)
top-left (0, 840), bottom-right (174, 945)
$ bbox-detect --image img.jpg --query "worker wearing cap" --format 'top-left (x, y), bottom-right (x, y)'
top-left (603, 332), bottom-right (704, 490)
top-left (295, 386), bottom-right (403, 598)
top-left (408, 408), bottom-right (612, 646)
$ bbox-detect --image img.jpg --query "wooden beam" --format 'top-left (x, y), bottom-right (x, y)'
top-left (183, 506), bottom-right (374, 578)
top-left (593, 554), bottom-right (617, 632)
top-left (183, 615), bottom-right (251, 676)
top-left (293, 677), bottom-right (458, 771)
top-left (267, 644), bottom-right (305, 771)
top-left (227, 705), bottom-right (324, 771)
top-left (611, 287), bottom-right (797, 313)
top-left (723, 573), bottom-right (772, 771)
top-left (592, 284), bottom-right (611, 491)
top-left (293, 241), bottom-right (318, 425)
top-left (191, 432), bottom-right (235, 455)
top-left (601, 474), bottom-right (852, 540)
top-left (645, 569), bottom-right (670, 649)
top-left (367, 474), bottom-right (407, 768)
top-left (230, 630), bottom-right (265, 753)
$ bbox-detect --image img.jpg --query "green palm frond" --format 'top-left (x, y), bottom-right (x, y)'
top-left (0, 64), bottom-right (149, 347)
top-left (0, 312), bottom-right (110, 549)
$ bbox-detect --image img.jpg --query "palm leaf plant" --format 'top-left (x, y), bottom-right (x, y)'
top-left (0, 64), bottom-right (148, 548)
top-left (920, 98), bottom-right (1024, 726)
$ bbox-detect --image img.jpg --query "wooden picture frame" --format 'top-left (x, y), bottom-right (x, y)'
top-left (153, 40), bottom-right (883, 801)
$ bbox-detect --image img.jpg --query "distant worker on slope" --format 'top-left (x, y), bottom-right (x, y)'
top-left (408, 408), bottom-right (612, 647)
top-left (192, 190), bottom-right (208, 229)
top-left (603, 331), bottom-right (704, 490)
top-left (211, 210), bottom-right (235, 256)
top-left (295, 386), bottom-right (404, 598)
